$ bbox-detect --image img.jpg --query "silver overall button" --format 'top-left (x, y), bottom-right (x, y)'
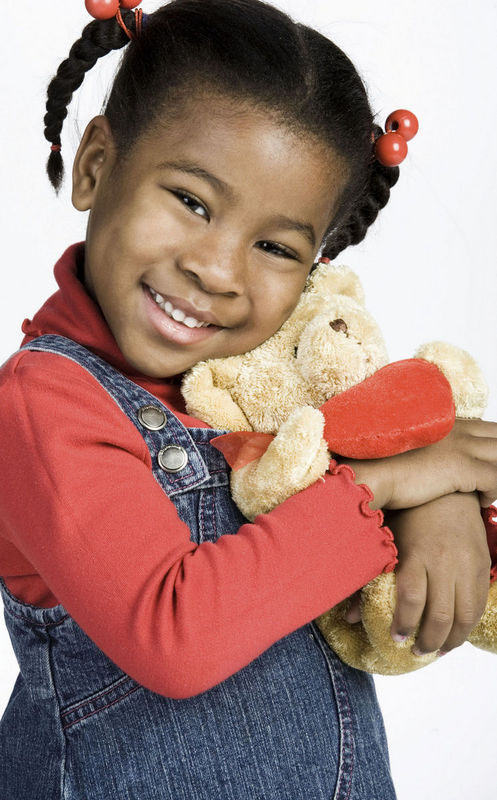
top-left (137, 405), bottom-right (167, 430)
top-left (158, 445), bottom-right (189, 473)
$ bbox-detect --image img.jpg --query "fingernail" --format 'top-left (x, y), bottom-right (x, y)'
top-left (412, 646), bottom-right (428, 657)
top-left (391, 632), bottom-right (407, 642)
top-left (438, 651), bottom-right (448, 657)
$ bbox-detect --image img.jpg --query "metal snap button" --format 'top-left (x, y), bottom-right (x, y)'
top-left (137, 405), bottom-right (167, 431)
top-left (158, 445), bottom-right (189, 473)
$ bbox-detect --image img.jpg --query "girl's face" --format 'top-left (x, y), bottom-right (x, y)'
top-left (72, 94), bottom-right (348, 378)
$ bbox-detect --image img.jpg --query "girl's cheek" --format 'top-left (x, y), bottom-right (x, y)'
top-left (257, 275), bottom-right (305, 321)
top-left (125, 203), bottom-right (185, 260)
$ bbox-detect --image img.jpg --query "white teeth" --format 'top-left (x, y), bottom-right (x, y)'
top-left (148, 285), bottom-right (211, 328)
top-left (171, 307), bottom-right (186, 323)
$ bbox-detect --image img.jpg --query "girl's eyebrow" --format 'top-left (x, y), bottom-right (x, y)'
top-left (265, 214), bottom-right (316, 249)
top-left (155, 158), bottom-right (317, 248)
top-left (156, 158), bottom-right (235, 199)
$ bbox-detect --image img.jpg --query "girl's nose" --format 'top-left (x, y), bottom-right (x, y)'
top-left (178, 246), bottom-right (246, 297)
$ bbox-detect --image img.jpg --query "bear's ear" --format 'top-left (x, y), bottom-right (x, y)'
top-left (181, 358), bottom-right (251, 431)
top-left (304, 262), bottom-right (366, 307)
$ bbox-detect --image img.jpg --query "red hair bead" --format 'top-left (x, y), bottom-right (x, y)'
top-left (374, 131), bottom-right (408, 167)
top-left (85, 0), bottom-right (120, 20)
top-left (385, 109), bottom-right (419, 141)
top-left (374, 108), bottom-right (419, 167)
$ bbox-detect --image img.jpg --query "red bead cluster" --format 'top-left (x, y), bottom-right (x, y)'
top-left (85, 0), bottom-right (142, 20)
top-left (373, 109), bottom-right (419, 167)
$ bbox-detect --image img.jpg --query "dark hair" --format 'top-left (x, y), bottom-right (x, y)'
top-left (44, 0), bottom-right (399, 262)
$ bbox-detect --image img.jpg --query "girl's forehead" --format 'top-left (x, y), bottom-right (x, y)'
top-left (143, 94), bottom-right (341, 172)
top-left (129, 94), bottom-right (348, 224)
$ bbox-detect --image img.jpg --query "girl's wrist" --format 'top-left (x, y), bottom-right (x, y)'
top-left (383, 490), bottom-right (481, 526)
top-left (332, 455), bottom-right (392, 511)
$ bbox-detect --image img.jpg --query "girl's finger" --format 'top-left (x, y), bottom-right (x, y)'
top-left (456, 418), bottom-right (497, 438)
top-left (390, 559), bottom-right (427, 642)
top-left (438, 572), bottom-right (490, 653)
top-left (454, 418), bottom-right (497, 438)
top-left (412, 569), bottom-right (454, 655)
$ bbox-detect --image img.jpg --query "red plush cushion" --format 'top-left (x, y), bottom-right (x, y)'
top-left (319, 358), bottom-right (455, 458)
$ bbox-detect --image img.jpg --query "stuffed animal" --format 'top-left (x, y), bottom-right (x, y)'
top-left (180, 260), bottom-right (497, 675)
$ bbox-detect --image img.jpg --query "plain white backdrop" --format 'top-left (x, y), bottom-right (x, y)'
top-left (1, 1), bottom-right (496, 798)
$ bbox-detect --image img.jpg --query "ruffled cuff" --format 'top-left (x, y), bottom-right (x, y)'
top-left (327, 458), bottom-right (398, 573)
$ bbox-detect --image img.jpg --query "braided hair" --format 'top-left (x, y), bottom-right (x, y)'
top-left (44, 0), bottom-right (399, 264)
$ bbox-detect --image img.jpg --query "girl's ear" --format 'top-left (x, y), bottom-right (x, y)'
top-left (71, 115), bottom-right (117, 212)
top-left (305, 262), bottom-right (366, 307)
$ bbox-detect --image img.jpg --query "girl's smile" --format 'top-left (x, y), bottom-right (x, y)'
top-left (71, 93), bottom-right (347, 379)
top-left (145, 284), bottom-right (223, 327)
top-left (143, 282), bottom-right (225, 345)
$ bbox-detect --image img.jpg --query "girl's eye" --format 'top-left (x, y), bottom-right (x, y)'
top-left (172, 190), bottom-right (209, 220)
top-left (258, 241), bottom-right (297, 260)
top-left (168, 191), bottom-right (296, 259)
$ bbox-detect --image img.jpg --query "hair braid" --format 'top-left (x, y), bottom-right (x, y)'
top-left (318, 123), bottom-right (400, 263)
top-left (45, 12), bottom-right (138, 195)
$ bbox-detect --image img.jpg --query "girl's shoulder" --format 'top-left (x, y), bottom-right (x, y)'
top-left (1, 348), bottom-right (100, 391)
top-left (0, 349), bottom-right (150, 461)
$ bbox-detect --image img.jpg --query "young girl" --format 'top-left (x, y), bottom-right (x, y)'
top-left (1, 1), bottom-right (496, 797)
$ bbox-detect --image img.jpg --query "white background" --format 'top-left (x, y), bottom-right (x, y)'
top-left (1, 2), bottom-right (496, 798)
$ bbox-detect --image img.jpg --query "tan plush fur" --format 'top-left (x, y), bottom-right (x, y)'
top-left (181, 261), bottom-right (496, 674)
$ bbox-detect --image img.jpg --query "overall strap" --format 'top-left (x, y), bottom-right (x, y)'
top-left (19, 334), bottom-right (212, 496)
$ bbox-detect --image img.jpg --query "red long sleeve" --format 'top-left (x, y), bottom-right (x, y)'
top-left (0, 242), bottom-right (397, 699)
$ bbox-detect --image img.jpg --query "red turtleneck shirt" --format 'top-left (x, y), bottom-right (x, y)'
top-left (0, 241), bottom-right (397, 699)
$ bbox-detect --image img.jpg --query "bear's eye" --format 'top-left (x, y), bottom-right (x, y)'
top-left (293, 345), bottom-right (298, 358)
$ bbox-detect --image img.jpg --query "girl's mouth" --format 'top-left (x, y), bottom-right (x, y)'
top-left (142, 283), bottom-right (223, 345)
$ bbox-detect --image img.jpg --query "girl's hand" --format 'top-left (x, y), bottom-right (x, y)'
top-left (336, 417), bottom-right (497, 511)
top-left (344, 491), bottom-right (492, 656)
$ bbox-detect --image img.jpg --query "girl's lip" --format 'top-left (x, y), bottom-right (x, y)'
top-left (142, 283), bottom-right (222, 345)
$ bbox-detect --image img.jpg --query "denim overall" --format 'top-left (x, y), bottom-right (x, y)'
top-left (0, 334), bottom-right (397, 800)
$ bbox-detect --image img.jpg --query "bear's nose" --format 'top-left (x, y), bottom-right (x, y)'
top-left (329, 318), bottom-right (348, 334)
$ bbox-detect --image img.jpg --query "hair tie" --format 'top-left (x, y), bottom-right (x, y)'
top-left (115, 6), bottom-right (143, 41)
top-left (371, 109), bottom-right (419, 167)
top-left (84, 2), bottom-right (147, 40)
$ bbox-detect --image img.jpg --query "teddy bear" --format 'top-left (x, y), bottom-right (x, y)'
top-left (180, 260), bottom-right (497, 675)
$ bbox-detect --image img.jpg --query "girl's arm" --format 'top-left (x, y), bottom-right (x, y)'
top-left (0, 351), bottom-right (396, 700)
top-left (338, 417), bottom-right (497, 511)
